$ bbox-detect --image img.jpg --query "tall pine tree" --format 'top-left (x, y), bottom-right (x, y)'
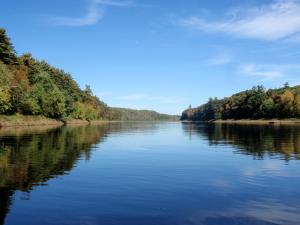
top-left (0, 29), bottom-right (17, 65)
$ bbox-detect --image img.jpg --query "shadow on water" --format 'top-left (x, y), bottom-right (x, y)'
top-left (182, 123), bottom-right (300, 161)
top-left (0, 122), bottom-right (160, 225)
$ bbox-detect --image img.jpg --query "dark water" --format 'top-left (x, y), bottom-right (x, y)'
top-left (1, 122), bottom-right (300, 225)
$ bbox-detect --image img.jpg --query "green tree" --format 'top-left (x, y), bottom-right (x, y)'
top-left (260, 98), bottom-right (276, 118)
top-left (0, 62), bottom-right (11, 86)
top-left (70, 102), bottom-right (86, 119)
top-left (0, 87), bottom-right (12, 113)
top-left (42, 88), bottom-right (65, 118)
top-left (0, 62), bottom-right (12, 114)
top-left (20, 94), bottom-right (41, 115)
top-left (27, 72), bottom-right (66, 118)
top-left (245, 86), bottom-right (267, 118)
top-left (293, 94), bottom-right (300, 118)
top-left (0, 29), bottom-right (17, 65)
top-left (85, 104), bottom-right (98, 121)
top-left (284, 82), bottom-right (290, 89)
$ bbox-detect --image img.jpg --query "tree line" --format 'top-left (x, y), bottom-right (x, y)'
top-left (109, 108), bottom-right (179, 121)
top-left (0, 28), bottom-right (177, 121)
top-left (181, 84), bottom-right (300, 121)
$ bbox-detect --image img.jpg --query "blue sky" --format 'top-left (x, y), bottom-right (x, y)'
top-left (1, 0), bottom-right (300, 114)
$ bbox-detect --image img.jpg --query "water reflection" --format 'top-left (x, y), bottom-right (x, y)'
top-left (1, 122), bottom-right (300, 225)
top-left (182, 123), bottom-right (300, 161)
top-left (0, 123), bottom-right (162, 225)
top-left (0, 125), bottom-right (108, 224)
top-left (188, 198), bottom-right (300, 225)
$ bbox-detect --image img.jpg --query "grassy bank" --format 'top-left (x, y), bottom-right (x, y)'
top-left (0, 115), bottom-right (179, 128)
top-left (0, 114), bottom-right (63, 127)
top-left (0, 115), bottom-right (115, 128)
top-left (0, 124), bottom-right (64, 135)
top-left (63, 119), bottom-right (115, 126)
top-left (63, 119), bottom-right (90, 125)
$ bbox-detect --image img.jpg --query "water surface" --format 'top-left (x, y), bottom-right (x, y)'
top-left (1, 122), bottom-right (300, 225)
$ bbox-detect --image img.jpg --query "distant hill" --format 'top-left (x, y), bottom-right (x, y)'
top-left (109, 107), bottom-right (179, 121)
top-left (0, 28), bottom-right (176, 122)
top-left (181, 84), bottom-right (300, 121)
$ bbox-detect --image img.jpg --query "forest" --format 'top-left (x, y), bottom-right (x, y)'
top-left (0, 28), bottom-right (177, 122)
top-left (181, 84), bottom-right (300, 121)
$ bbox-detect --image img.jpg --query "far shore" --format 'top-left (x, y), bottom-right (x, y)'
top-left (181, 119), bottom-right (300, 125)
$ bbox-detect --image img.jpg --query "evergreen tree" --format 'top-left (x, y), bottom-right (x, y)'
top-left (0, 29), bottom-right (17, 65)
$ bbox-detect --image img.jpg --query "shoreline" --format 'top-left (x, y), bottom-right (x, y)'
top-left (0, 115), bottom-right (64, 128)
top-left (182, 119), bottom-right (300, 125)
top-left (0, 115), bottom-right (178, 128)
top-left (3, 115), bottom-right (300, 127)
top-left (0, 115), bottom-right (114, 128)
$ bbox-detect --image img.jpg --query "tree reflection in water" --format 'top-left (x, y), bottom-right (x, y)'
top-left (0, 122), bottom-right (160, 225)
top-left (182, 123), bottom-right (300, 161)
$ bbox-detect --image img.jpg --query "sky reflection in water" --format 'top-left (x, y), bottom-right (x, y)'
top-left (0, 122), bottom-right (300, 225)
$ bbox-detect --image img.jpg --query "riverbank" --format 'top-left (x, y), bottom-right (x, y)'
top-left (0, 114), bottom-right (179, 128)
top-left (64, 119), bottom-right (118, 126)
top-left (182, 119), bottom-right (300, 125)
top-left (0, 115), bottom-right (116, 128)
top-left (0, 115), bottom-right (64, 127)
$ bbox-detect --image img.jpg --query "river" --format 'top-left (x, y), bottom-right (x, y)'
top-left (1, 122), bottom-right (300, 225)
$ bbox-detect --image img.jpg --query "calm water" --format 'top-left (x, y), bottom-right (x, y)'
top-left (1, 122), bottom-right (300, 225)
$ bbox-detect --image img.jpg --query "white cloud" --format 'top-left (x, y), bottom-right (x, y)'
top-left (50, 0), bottom-right (133, 26)
top-left (208, 54), bottom-right (233, 65)
top-left (181, 0), bottom-right (300, 41)
top-left (241, 64), bottom-right (283, 80)
top-left (240, 63), bottom-right (300, 81)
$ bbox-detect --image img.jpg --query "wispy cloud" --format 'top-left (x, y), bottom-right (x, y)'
top-left (241, 64), bottom-right (283, 80)
top-left (50, 0), bottom-right (133, 26)
top-left (208, 54), bottom-right (233, 65)
top-left (240, 63), bottom-right (300, 81)
top-left (181, 0), bottom-right (300, 41)
top-left (285, 32), bottom-right (300, 43)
